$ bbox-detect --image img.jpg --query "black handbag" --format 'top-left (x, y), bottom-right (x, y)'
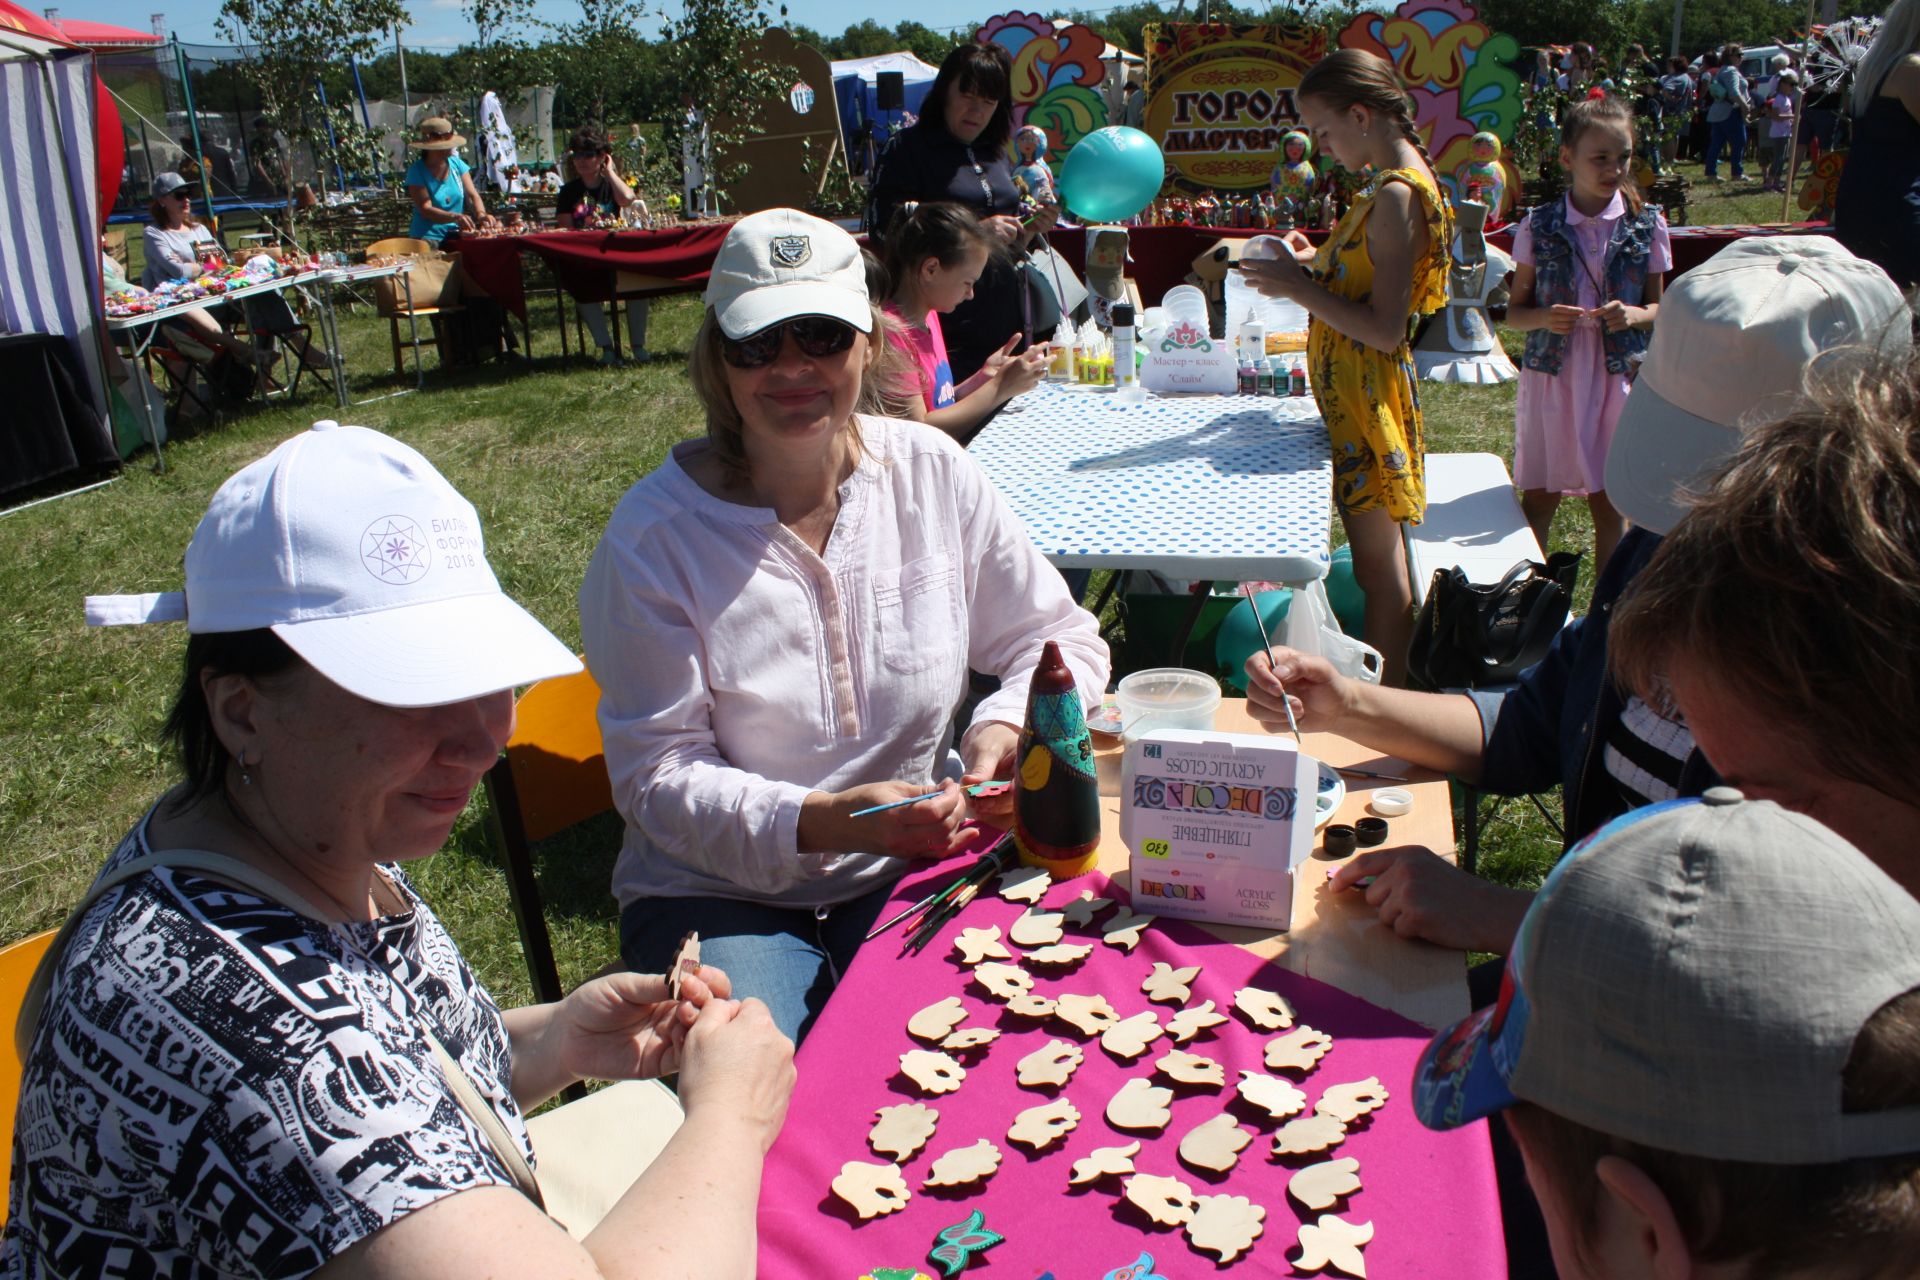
top-left (1406, 552), bottom-right (1582, 690)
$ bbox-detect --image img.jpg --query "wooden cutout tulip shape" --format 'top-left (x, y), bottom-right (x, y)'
top-left (1068, 1140), bottom-right (1141, 1186)
top-left (1017, 1038), bottom-right (1084, 1089)
top-left (1153, 1047), bottom-right (1225, 1088)
top-left (1266, 1025), bottom-right (1335, 1073)
top-left (1061, 889), bottom-right (1113, 926)
top-left (1237, 1069), bottom-right (1310, 1120)
top-left (952, 925), bottom-right (1012, 966)
top-left (1054, 991), bottom-right (1121, 1036)
top-left (1010, 907), bottom-right (1066, 947)
top-left (1289, 1157), bottom-right (1362, 1211)
top-left (908, 996), bottom-right (969, 1043)
top-left (922, 1139), bottom-right (1003, 1189)
top-left (899, 1049), bottom-right (967, 1095)
top-left (1103, 907), bottom-right (1156, 951)
top-left (869, 1102), bottom-right (938, 1161)
top-left (1234, 986), bottom-right (1297, 1031)
top-left (1316, 1077), bottom-right (1390, 1124)
top-left (1271, 1113), bottom-right (1349, 1157)
top-left (1100, 1010), bottom-right (1166, 1061)
top-left (833, 1159), bottom-right (910, 1218)
top-left (1177, 1112), bottom-right (1254, 1173)
top-left (1292, 1214), bottom-right (1374, 1277)
top-left (1141, 961), bottom-right (1201, 1005)
top-left (997, 866), bottom-right (1049, 903)
top-left (1106, 1077), bottom-right (1176, 1132)
top-left (1007, 1097), bottom-right (1081, 1151)
top-left (971, 961), bottom-right (1034, 1002)
top-left (1186, 1193), bottom-right (1267, 1263)
top-left (1122, 1172), bottom-right (1198, 1227)
top-left (1165, 999), bottom-right (1229, 1043)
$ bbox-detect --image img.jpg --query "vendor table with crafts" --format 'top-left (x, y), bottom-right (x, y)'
top-left (755, 700), bottom-right (1498, 1276)
top-left (451, 220), bottom-right (735, 320)
top-left (106, 262), bottom-right (418, 464)
top-left (971, 381), bottom-right (1336, 661)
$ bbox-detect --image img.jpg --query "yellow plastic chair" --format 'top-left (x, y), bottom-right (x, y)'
top-left (482, 666), bottom-right (614, 1009)
top-left (0, 929), bottom-right (57, 1220)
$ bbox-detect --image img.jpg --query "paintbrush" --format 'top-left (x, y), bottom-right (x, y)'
top-left (1242, 582), bottom-right (1304, 747)
top-left (851, 780), bottom-right (1014, 818)
top-left (907, 882), bottom-right (982, 955)
top-left (873, 833), bottom-right (1014, 944)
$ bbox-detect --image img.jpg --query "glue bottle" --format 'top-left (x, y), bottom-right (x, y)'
top-left (1048, 320), bottom-right (1075, 383)
top-left (1111, 304), bottom-right (1137, 392)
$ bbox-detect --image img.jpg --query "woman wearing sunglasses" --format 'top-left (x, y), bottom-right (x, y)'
top-left (580, 209), bottom-right (1108, 1046)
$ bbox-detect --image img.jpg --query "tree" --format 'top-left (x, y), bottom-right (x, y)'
top-left (659, 0), bottom-right (798, 211)
top-left (216, 0), bottom-right (407, 222)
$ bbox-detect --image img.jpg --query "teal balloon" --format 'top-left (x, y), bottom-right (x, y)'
top-left (1217, 590), bottom-right (1293, 691)
top-left (1058, 127), bottom-right (1165, 223)
top-left (1327, 545), bottom-right (1367, 637)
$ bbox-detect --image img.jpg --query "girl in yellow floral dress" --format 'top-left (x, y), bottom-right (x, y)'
top-left (1242, 49), bottom-right (1452, 685)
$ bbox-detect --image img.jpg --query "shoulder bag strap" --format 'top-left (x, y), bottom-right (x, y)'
top-left (15, 847), bottom-right (545, 1209)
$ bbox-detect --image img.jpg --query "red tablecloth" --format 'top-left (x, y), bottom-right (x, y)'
top-left (452, 221), bottom-right (735, 319)
top-left (1047, 220), bottom-right (1829, 310)
top-left (756, 859), bottom-right (1506, 1278)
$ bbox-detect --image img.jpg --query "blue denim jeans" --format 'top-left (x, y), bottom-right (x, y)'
top-left (1705, 114), bottom-right (1747, 178)
top-left (620, 877), bottom-right (901, 1046)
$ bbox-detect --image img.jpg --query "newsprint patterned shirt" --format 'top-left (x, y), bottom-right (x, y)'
top-left (1, 811), bottom-right (535, 1278)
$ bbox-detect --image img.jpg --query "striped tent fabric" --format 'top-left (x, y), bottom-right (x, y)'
top-left (0, 24), bottom-right (112, 468)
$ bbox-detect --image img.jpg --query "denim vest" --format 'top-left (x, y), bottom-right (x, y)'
top-left (1521, 198), bottom-right (1661, 376)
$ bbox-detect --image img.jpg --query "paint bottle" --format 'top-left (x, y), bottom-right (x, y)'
top-left (1014, 640), bottom-right (1102, 879)
top-left (1111, 304), bottom-right (1137, 391)
top-left (1289, 359), bottom-right (1308, 397)
top-left (1256, 358), bottom-right (1275, 397)
top-left (1238, 362), bottom-right (1258, 395)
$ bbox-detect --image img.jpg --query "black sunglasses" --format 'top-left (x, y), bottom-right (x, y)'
top-left (720, 317), bottom-right (857, 369)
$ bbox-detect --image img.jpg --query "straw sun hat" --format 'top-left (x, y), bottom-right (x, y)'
top-left (409, 117), bottom-right (467, 151)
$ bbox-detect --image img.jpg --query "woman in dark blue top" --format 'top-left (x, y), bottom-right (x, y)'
top-left (867, 43), bottom-right (1058, 384)
top-left (1834, 4), bottom-right (1920, 290)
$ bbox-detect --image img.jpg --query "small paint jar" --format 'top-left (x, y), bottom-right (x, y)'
top-left (1322, 824), bottom-right (1357, 858)
top-left (1355, 817), bottom-right (1390, 847)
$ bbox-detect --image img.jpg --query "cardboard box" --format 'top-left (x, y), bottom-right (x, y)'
top-left (1120, 729), bottom-right (1317, 930)
top-left (373, 254), bottom-right (460, 315)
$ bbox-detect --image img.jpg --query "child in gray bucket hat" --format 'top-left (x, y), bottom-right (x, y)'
top-left (1413, 791), bottom-right (1920, 1279)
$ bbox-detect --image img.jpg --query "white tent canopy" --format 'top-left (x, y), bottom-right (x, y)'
top-left (0, 21), bottom-right (112, 472)
top-left (829, 51), bottom-right (939, 85)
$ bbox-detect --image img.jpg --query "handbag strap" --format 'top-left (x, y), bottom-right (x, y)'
top-left (15, 846), bottom-right (545, 1209)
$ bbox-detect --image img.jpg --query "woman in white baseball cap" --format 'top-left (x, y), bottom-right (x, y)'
top-left (9, 422), bottom-right (796, 1278)
top-left (580, 208), bottom-right (1108, 1045)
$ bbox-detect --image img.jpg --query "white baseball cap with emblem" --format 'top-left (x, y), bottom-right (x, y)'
top-left (1604, 235), bottom-right (1911, 535)
top-left (84, 421), bottom-right (580, 707)
top-left (702, 207), bottom-right (872, 339)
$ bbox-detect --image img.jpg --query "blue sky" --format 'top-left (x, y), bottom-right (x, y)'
top-left (62, 0), bottom-right (987, 49)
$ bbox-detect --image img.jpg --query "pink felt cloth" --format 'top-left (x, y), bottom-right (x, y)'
top-left (756, 861), bottom-right (1507, 1278)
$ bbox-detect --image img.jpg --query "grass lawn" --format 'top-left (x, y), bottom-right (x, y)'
top-left (0, 166), bottom-right (1767, 1003)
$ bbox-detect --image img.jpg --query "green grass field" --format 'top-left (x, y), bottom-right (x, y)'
top-left (0, 162), bottom-right (1766, 1003)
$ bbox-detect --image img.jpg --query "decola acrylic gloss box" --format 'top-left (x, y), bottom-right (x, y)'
top-left (1119, 729), bottom-right (1317, 930)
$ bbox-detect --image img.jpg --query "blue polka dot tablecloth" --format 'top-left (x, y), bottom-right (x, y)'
top-left (971, 383), bottom-right (1333, 581)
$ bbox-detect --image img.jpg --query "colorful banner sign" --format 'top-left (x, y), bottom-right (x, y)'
top-left (1334, 0), bottom-right (1523, 203)
top-left (1142, 22), bottom-right (1327, 193)
top-left (977, 11), bottom-right (1111, 155)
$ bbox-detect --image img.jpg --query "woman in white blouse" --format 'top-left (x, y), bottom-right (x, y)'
top-left (580, 209), bottom-right (1109, 1044)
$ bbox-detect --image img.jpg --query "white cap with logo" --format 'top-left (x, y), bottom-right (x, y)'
top-left (702, 207), bottom-right (872, 340)
top-left (85, 422), bottom-right (581, 707)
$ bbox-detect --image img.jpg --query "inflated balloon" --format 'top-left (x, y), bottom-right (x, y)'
top-left (1216, 590), bottom-right (1293, 691)
top-left (1327, 545), bottom-right (1367, 637)
top-left (1058, 127), bottom-right (1166, 223)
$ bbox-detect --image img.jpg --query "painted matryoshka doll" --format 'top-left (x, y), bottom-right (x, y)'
top-left (1270, 129), bottom-right (1318, 205)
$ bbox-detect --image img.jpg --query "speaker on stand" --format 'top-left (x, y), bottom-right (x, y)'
top-left (876, 70), bottom-right (905, 112)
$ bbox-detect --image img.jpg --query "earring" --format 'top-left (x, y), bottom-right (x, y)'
top-left (238, 749), bottom-right (254, 787)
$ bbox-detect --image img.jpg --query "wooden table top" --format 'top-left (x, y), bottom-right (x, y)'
top-left (1090, 699), bottom-right (1469, 1031)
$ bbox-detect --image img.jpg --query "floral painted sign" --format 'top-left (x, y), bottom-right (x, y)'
top-left (977, 11), bottom-right (1112, 155)
top-left (1334, 0), bottom-right (1523, 203)
top-left (1142, 22), bottom-right (1328, 194)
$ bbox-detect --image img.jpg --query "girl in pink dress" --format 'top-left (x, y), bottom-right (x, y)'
top-left (1507, 97), bottom-right (1670, 573)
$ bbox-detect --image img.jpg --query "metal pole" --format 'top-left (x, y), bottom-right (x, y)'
top-left (395, 27), bottom-right (410, 118)
top-left (1780, 0), bottom-right (1818, 222)
top-left (1669, 0), bottom-right (1685, 58)
top-left (173, 37), bottom-right (214, 222)
top-left (350, 54), bottom-right (380, 189)
top-left (315, 77), bottom-right (345, 194)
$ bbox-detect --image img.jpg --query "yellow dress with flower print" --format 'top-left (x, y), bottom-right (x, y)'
top-left (1306, 165), bottom-right (1452, 523)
